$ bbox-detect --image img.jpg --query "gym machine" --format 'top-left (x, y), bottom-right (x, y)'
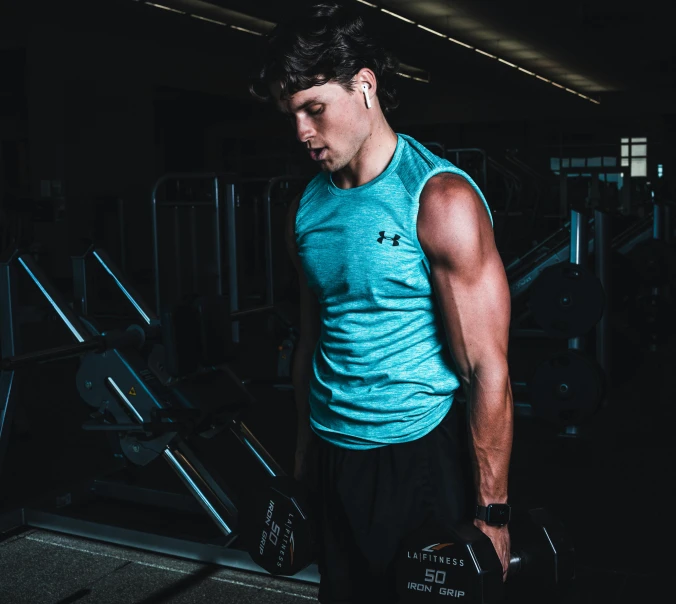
top-left (150, 172), bottom-right (302, 381)
top-left (151, 172), bottom-right (236, 339)
top-left (509, 171), bottom-right (610, 433)
top-left (237, 175), bottom-right (308, 380)
top-left (0, 241), bottom-right (323, 585)
top-left (624, 180), bottom-right (675, 352)
top-left (506, 213), bottom-right (654, 302)
top-left (508, 166), bottom-right (674, 431)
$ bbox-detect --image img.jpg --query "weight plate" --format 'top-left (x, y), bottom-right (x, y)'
top-left (530, 349), bottom-right (604, 424)
top-left (529, 262), bottom-right (606, 339)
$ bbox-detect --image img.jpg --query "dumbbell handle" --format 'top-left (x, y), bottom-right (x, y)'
top-left (508, 553), bottom-right (522, 577)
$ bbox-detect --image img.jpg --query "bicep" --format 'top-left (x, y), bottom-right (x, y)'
top-left (418, 174), bottom-right (510, 382)
top-left (429, 251), bottom-right (510, 382)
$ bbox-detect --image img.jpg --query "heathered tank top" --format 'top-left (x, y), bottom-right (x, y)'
top-left (295, 133), bottom-right (493, 449)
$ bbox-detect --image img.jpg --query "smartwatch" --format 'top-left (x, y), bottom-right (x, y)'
top-left (475, 503), bottom-right (511, 527)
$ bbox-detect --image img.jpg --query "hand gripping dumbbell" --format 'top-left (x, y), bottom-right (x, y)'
top-left (394, 507), bottom-right (575, 603)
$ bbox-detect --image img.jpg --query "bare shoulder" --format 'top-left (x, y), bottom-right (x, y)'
top-left (418, 172), bottom-right (494, 264)
top-left (419, 172), bottom-right (489, 226)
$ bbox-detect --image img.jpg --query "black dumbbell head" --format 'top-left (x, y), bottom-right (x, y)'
top-left (239, 475), bottom-right (315, 576)
top-left (395, 516), bottom-right (504, 603)
top-left (507, 507), bottom-right (575, 596)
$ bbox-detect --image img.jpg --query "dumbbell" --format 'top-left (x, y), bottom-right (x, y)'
top-left (238, 477), bottom-right (575, 604)
top-left (394, 507), bottom-right (575, 603)
top-left (238, 474), bottom-right (316, 576)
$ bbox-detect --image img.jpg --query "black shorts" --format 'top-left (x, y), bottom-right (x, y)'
top-left (306, 403), bottom-right (470, 604)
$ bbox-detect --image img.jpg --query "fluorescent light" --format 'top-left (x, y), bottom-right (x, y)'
top-left (417, 25), bottom-right (446, 38)
top-left (381, 9), bottom-right (415, 24)
top-left (145, 2), bottom-right (185, 14)
top-left (190, 14), bottom-right (227, 26)
top-left (231, 25), bottom-right (263, 36)
top-left (448, 37), bottom-right (473, 49)
top-left (396, 72), bottom-right (430, 84)
top-left (139, 0), bottom-right (601, 104)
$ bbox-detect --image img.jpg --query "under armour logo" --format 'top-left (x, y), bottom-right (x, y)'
top-left (377, 231), bottom-right (401, 246)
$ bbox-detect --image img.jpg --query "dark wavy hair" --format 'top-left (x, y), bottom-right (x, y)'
top-left (250, 2), bottom-right (400, 113)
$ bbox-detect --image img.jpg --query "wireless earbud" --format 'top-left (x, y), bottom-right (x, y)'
top-left (362, 84), bottom-right (372, 109)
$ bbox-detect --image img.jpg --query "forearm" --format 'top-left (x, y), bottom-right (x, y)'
top-left (465, 361), bottom-right (513, 505)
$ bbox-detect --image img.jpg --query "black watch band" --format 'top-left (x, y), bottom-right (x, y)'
top-left (475, 503), bottom-right (511, 526)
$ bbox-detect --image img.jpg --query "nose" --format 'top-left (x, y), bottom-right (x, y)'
top-left (295, 115), bottom-right (315, 144)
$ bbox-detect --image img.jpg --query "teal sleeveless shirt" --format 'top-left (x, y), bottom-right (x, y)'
top-left (295, 134), bottom-right (493, 450)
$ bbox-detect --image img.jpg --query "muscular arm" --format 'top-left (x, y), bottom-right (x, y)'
top-left (284, 194), bottom-right (321, 468)
top-left (417, 173), bottom-right (513, 532)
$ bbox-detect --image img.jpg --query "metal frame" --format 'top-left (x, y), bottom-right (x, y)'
top-left (0, 246), bottom-right (320, 585)
top-left (151, 173), bottom-right (237, 340)
top-left (72, 246), bottom-right (159, 327)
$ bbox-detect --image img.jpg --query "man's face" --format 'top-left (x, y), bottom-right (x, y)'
top-left (273, 79), bottom-right (370, 173)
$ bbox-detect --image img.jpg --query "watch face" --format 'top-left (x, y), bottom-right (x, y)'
top-left (487, 505), bottom-right (511, 524)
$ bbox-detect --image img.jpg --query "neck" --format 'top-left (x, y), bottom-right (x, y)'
top-left (332, 116), bottom-right (398, 189)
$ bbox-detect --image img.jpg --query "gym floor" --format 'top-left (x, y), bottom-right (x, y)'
top-left (0, 305), bottom-right (673, 604)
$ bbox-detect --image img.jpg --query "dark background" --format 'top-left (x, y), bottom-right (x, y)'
top-left (0, 1), bottom-right (674, 602)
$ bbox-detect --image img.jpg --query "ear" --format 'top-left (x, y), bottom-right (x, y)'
top-left (356, 68), bottom-right (377, 96)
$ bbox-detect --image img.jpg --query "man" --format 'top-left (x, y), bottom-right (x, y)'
top-left (250, 3), bottom-right (513, 602)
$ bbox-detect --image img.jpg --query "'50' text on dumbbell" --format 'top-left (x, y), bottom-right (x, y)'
top-left (407, 570), bottom-right (466, 598)
top-left (260, 499), bottom-right (280, 555)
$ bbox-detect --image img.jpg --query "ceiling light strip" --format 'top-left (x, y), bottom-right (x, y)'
top-left (381, 9), bottom-right (415, 24)
top-left (190, 14), bottom-right (227, 26)
top-left (417, 24), bottom-right (447, 38)
top-left (143, 1), bottom-right (601, 104)
top-left (144, 2), bottom-right (265, 35)
top-left (351, 1), bottom-right (599, 104)
top-left (397, 72), bottom-right (430, 84)
top-left (231, 25), bottom-right (264, 36)
top-left (145, 2), bottom-right (185, 14)
top-left (449, 37), bottom-right (473, 49)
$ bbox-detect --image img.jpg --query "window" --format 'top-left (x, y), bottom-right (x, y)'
top-left (550, 157), bottom-right (617, 175)
top-left (621, 137), bottom-right (647, 177)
